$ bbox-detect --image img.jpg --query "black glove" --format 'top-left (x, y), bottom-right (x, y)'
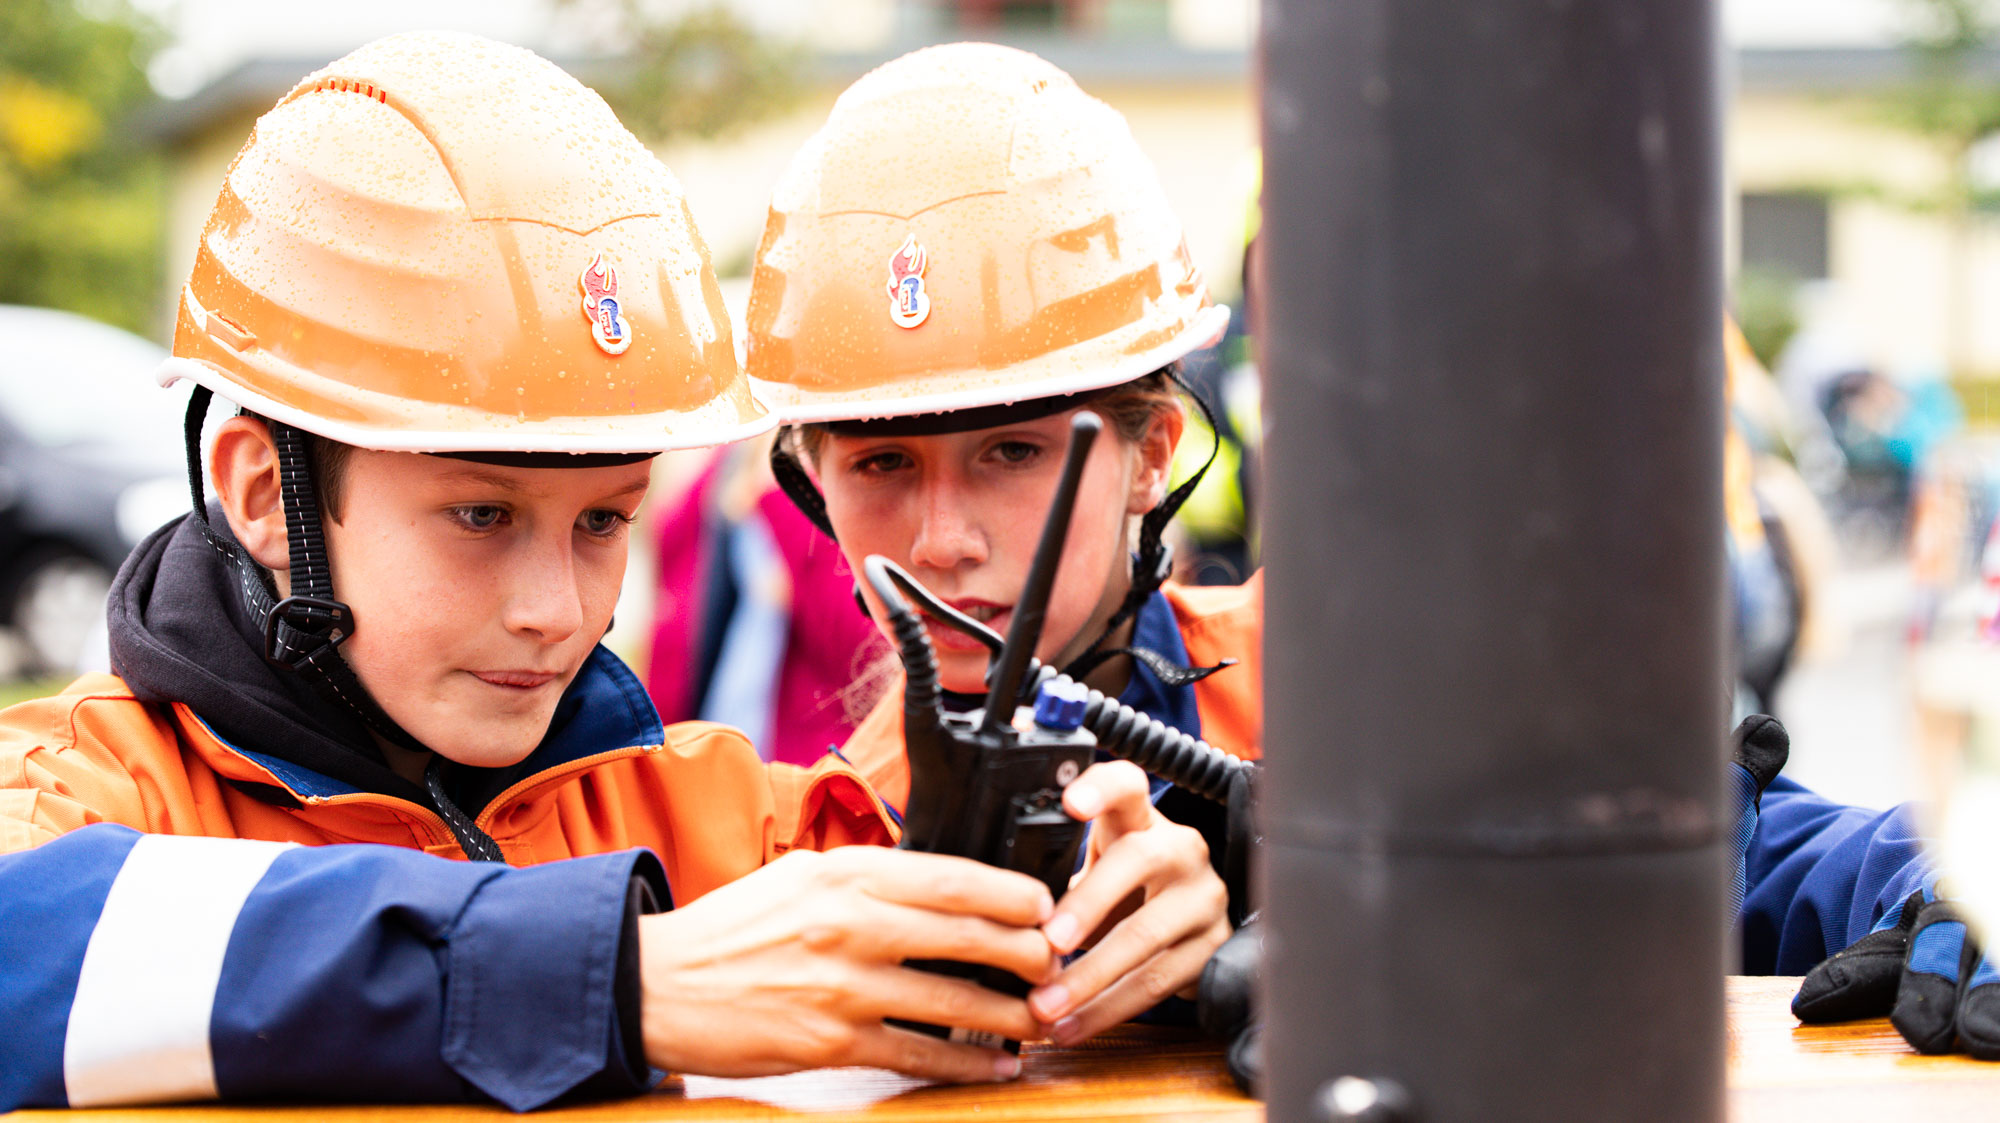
top-left (1727, 714), bottom-right (1788, 917)
top-left (1794, 883), bottom-right (2000, 1057)
top-left (1198, 920), bottom-right (1261, 1095)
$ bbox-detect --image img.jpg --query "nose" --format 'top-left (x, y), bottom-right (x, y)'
top-left (502, 532), bottom-right (585, 645)
top-left (907, 472), bottom-right (987, 573)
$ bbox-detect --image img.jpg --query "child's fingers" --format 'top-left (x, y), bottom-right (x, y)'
top-left (845, 1024), bottom-right (1025, 1084)
top-left (1043, 818), bottom-right (1210, 955)
top-left (1063, 760), bottom-right (1153, 838)
top-left (1044, 932), bottom-right (1230, 1046)
top-left (1031, 875), bottom-right (1225, 1022)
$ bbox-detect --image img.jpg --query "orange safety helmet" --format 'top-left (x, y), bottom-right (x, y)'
top-left (161, 30), bottom-right (768, 453)
top-left (744, 42), bottom-right (1229, 424)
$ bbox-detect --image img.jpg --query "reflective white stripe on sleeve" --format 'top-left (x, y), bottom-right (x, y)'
top-left (63, 834), bottom-right (295, 1107)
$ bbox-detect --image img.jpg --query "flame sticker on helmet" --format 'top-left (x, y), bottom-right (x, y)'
top-left (887, 234), bottom-right (931, 329)
top-left (580, 253), bottom-right (632, 355)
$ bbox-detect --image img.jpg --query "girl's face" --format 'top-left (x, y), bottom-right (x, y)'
top-left (815, 405), bottom-right (1180, 694)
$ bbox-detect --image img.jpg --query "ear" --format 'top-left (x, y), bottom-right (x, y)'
top-left (1126, 399), bottom-right (1187, 515)
top-left (209, 415), bottom-right (289, 575)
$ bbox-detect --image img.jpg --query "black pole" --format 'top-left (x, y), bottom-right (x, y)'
top-left (1257, 1), bottom-right (1728, 1120)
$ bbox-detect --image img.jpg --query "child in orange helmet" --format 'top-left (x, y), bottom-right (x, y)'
top-left (753, 43), bottom-right (1250, 1046)
top-left (748, 44), bottom-right (1991, 1068)
top-left (0, 33), bottom-right (1183, 1110)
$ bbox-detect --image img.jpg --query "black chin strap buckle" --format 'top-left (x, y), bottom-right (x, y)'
top-left (264, 594), bottom-right (353, 668)
top-left (1144, 541), bottom-right (1176, 588)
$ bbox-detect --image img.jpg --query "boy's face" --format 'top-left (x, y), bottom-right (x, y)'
top-left (320, 450), bottom-right (651, 768)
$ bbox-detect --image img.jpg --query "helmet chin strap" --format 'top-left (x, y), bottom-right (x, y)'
top-left (769, 429), bottom-right (837, 541)
top-left (1061, 367), bottom-right (1219, 679)
top-left (768, 364), bottom-right (1224, 681)
top-left (181, 387), bottom-right (505, 862)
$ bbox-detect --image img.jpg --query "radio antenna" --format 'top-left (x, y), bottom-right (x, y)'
top-left (982, 411), bottom-right (1101, 732)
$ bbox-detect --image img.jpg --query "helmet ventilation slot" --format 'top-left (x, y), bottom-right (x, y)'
top-left (310, 78), bottom-right (388, 104)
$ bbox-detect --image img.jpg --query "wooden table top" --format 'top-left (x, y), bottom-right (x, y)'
top-left (1728, 974), bottom-right (2000, 1121)
top-left (15, 977), bottom-right (2000, 1121)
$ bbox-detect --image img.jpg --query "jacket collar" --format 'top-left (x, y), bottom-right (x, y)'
top-left (184, 645), bottom-right (665, 806)
top-left (1118, 587), bottom-right (1202, 741)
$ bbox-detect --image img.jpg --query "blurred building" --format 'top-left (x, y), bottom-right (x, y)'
top-left (1733, 47), bottom-right (2000, 381)
top-left (140, 0), bottom-right (2000, 381)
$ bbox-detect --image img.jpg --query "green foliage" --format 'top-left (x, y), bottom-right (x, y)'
top-left (1903, 0), bottom-right (1997, 62)
top-left (0, 1), bottom-right (163, 336)
top-left (1884, 0), bottom-right (2000, 162)
top-left (0, 676), bottom-right (68, 708)
top-left (1732, 266), bottom-right (1803, 371)
top-left (554, 1), bottom-right (806, 144)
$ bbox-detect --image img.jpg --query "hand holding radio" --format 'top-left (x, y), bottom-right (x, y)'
top-left (636, 846), bottom-right (1057, 1082)
top-left (1027, 759), bottom-right (1232, 1044)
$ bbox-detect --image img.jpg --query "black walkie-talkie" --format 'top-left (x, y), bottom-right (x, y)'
top-left (863, 412), bottom-right (1103, 1051)
top-left (862, 409), bottom-right (1258, 1051)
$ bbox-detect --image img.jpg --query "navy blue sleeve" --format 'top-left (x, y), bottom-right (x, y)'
top-left (0, 822), bottom-right (133, 1111)
top-left (0, 823), bottom-right (664, 1112)
top-left (1738, 776), bottom-right (1931, 975)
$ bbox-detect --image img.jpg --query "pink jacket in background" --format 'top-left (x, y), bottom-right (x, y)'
top-left (647, 448), bottom-right (887, 767)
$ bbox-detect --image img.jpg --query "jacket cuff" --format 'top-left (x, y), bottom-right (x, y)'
top-left (440, 850), bottom-right (668, 1111)
top-left (570, 873), bottom-right (666, 1100)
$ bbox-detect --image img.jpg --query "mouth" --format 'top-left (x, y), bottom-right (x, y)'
top-left (469, 670), bottom-right (564, 691)
top-left (923, 599), bottom-right (1011, 653)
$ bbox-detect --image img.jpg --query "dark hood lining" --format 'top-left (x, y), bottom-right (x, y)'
top-left (109, 511), bottom-right (432, 805)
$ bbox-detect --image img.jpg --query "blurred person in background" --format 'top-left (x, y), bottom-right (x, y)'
top-left (1163, 152), bottom-right (1267, 589)
top-left (1984, 513), bottom-right (2000, 642)
top-left (1821, 358), bottom-right (1965, 530)
top-left (1906, 445), bottom-right (1996, 644)
top-left (1725, 318), bottom-right (1838, 717)
top-left (1161, 312), bottom-right (1260, 588)
top-left (752, 43), bottom-right (1242, 1045)
top-left (645, 434), bottom-right (887, 765)
top-left (1777, 286), bottom-right (1969, 560)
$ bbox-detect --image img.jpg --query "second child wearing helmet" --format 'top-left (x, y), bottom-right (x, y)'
top-left (0, 35), bottom-right (1177, 1111)
top-left (749, 44), bottom-right (2000, 1065)
top-left (752, 44), bottom-right (1253, 1045)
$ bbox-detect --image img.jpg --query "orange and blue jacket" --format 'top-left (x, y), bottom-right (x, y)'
top-left (839, 573), bottom-right (1263, 819)
top-left (0, 653), bottom-right (894, 1112)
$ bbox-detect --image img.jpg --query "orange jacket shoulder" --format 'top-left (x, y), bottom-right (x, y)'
top-left (0, 675), bottom-right (253, 853)
top-left (840, 691), bottom-right (911, 815)
top-left (1163, 571), bottom-right (1264, 761)
top-left (562, 720), bottom-right (895, 902)
top-left (0, 677), bottom-right (897, 906)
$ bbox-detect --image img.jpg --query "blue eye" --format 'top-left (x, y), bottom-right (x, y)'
top-left (578, 509), bottom-right (632, 537)
top-left (993, 440), bottom-right (1039, 464)
top-left (454, 505), bottom-right (507, 530)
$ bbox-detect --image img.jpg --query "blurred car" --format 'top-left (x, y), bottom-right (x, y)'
top-left (0, 305), bottom-right (189, 676)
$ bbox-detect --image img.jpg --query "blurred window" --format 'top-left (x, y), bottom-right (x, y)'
top-left (0, 310), bottom-right (177, 454)
top-left (1740, 192), bottom-right (1830, 281)
top-left (949, 0), bottom-right (1065, 29)
top-left (942, 0), bottom-right (1170, 34)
